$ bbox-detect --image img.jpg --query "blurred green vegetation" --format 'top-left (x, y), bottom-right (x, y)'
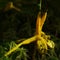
top-left (0, 0), bottom-right (60, 60)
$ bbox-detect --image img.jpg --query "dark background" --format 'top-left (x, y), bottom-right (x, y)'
top-left (0, 0), bottom-right (60, 41)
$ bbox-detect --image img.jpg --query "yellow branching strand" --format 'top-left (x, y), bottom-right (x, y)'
top-left (4, 43), bottom-right (22, 56)
top-left (4, 2), bottom-right (21, 12)
top-left (39, 37), bottom-right (48, 50)
top-left (4, 36), bottom-right (36, 56)
top-left (36, 12), bottom-right (48, 53)
top-left (41, 12), bottom-right (47, 30)
top-left (4, 12), bottom-right (55, 57)
top-left (47, 40), bottom-right (55, 48)
top-left (19, 36), bottom-right (36, 45)
top-left (36, 12), bottom-right (41, 37)
top-left (36, 12), bottom-right (47, 38)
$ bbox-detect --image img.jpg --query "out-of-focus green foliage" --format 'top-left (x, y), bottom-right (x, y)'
top-left (0, 38), bottom-right (59, 60)
top-left (0, 41), bottom-right (29, 60)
